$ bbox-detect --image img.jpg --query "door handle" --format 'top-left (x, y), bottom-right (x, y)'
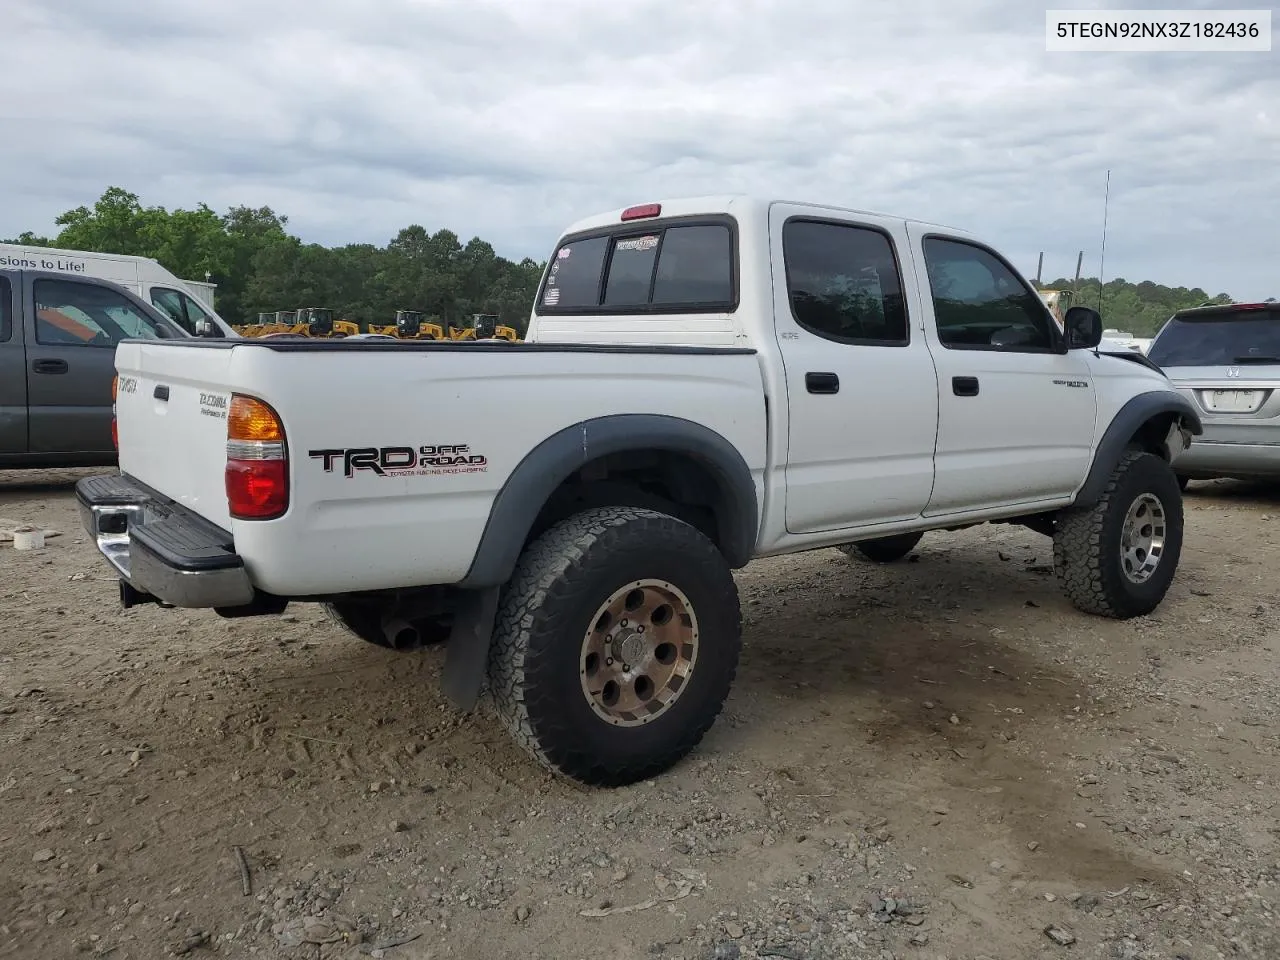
top-left (153, 385), bottom-right (169, 401)
top-left (31, 358), bottom-right (69, 375)
top-left (952, 376), bottom-right (979, 397)
top-left (805, 371), bottom-right (840, 394)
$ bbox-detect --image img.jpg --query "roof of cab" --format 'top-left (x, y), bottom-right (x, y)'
top-left (556, 195), bottom-right (974, 239)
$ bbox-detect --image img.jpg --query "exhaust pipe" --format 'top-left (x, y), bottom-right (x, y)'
top-left (380, 616), bottom-right (421, 650)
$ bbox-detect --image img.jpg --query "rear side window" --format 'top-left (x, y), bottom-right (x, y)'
top-left (782, 219), bottom-right (909, 345)
top-left (1147, 309), bottom-right (1280, 367)
top-left (0, 276), bottom-right (10, 341)
top-left (540, 220), bottom-right (735, 313)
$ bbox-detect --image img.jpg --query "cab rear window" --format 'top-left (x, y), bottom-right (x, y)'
top-left (538, 219), bottom-right (735, 314)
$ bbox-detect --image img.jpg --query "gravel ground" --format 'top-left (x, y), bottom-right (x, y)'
top-left (1, 468), bottom-right (1278, 960)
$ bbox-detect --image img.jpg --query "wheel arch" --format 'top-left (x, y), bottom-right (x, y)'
top-left (1074, 391), bottom-right (1203, 509)
top-left (457, 414), bottom-right (760, 588)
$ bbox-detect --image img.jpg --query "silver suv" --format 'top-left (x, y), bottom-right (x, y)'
top-left (1146, 302), bottom-right (1280, 486)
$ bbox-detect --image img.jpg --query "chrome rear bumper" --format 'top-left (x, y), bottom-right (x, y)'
top-left (75, 474), bottom-right (255, 609)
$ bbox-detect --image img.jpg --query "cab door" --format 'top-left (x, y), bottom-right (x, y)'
top-left (769, 205), bottom-right (941, 533)
top-left (0, 273), bottom-right (26, 454)
top-left (903, 227), bottom-right (1097, 515)
top-left (23, 273), bottom-right (176, 455)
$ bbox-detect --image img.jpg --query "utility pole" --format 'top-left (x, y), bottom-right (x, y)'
top-left (1035, 252), bottom-right (1044, 285)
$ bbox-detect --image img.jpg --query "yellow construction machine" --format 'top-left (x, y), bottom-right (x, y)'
top-left (1037, 289), bottom-right (1074, 330)
top-left (254, 310), bottom-right (300, 336)
top-left (394, 309), bottom-right (447, 340)
top-left (232, 312), bottom-right (274, 337)
top-left (296, 306), bottom-right (360, 338)
top-left (449, 313), bottom-right (520, 341)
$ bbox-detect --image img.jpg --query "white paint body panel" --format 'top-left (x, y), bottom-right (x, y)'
top-left (902, 221), bottom-right (1099, 515)
top-left (116, 342), bottom-right (768, 596)
top-left (111, 195), bottom-right (1190, 597)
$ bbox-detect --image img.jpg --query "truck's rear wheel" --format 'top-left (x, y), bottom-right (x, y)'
top-left (837, 531), bottom-right (923, 563)
top-left (487, 506), bottom-right (741, 786)
top-left (1053, 450), bottom-right (1183, 618)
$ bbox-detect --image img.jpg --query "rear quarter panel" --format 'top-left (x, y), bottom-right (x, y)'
top-left (225, 345), bottom-right (768, 596)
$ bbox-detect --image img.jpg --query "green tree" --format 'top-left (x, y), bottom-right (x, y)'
top-left (4, 231), bottom-right (52, 246)
top-left (1045, 276), bottom-right (1236, 337)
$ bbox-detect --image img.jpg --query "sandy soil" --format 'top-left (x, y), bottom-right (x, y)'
top-left (2, 468), bottom-right (1278, 960)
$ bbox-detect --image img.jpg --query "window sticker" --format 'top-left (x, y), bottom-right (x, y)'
top-left (615, 235), bottom-right (659, 252)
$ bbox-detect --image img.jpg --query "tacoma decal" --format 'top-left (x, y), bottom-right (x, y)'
top-left (199, 392), bottom-right (229, 419)
top-left (309, 444), bottom-right (489, 478)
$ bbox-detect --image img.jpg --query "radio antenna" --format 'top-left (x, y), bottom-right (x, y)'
top-left (1097, 169), bottom-right (1111, 315)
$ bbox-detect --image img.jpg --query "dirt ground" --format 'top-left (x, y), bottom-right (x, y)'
top-left (2, 468), bottom-right (1278, 960)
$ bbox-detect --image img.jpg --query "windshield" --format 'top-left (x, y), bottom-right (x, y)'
top-left (1147, 309), bottom-right (1280, 367)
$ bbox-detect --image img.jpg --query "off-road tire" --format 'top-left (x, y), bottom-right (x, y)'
top-left (837, 531), bottom-right (924, 563)
top-left (1053, 450), bottom-right (1183, 619)
top-left (487, 506), bottom-right (741, 787)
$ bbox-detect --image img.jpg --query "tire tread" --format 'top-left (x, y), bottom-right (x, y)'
top-left (1053, 450), bottom-right (1181, 619)
top-left (487, 506), bottom-right (740, 786)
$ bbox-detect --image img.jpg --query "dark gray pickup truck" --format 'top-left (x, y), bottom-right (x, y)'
top-left (0, 269), bottom-right (185, 468)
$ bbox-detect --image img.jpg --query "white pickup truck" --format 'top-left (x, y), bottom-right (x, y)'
top-left (77, 196), bottom-right (1202, 786)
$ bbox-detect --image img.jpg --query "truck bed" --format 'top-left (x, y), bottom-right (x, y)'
top-left (110, 337), bottom-right (767, 597)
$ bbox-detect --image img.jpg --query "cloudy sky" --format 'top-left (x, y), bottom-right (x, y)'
top-left (4, 0), bottom-right (1276, 300)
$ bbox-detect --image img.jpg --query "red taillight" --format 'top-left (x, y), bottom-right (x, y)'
top-left (621, 203), bottom-right (661, 221)
top-left (225, 394), bottom-right (288, 520)
top-left (226, 459), bottom-right (288, 519)
top-left (111, 375), bottom-right (118, 450)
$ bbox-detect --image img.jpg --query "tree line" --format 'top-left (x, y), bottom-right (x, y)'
top-left (5, 187), bottom-right (1250, 338)
top-left (5, 187), bottom-right (545, 334)
top-left (1041, 277), bottom-right (1237, 337)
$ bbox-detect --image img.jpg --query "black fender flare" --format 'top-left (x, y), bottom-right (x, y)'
top-left (1074, 390), bottom-right (1203, 508)
top-left (457, 414), bottom-right (760, 588)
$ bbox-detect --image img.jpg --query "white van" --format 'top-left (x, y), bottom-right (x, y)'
top-left (0, 243), bottom-right (238, 337)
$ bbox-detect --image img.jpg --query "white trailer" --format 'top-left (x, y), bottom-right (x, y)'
top-left (0, 243), bottom-right (237, 337)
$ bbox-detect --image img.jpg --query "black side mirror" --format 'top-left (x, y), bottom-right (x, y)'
top-left (1064, 306), bottom-right (1103, 349)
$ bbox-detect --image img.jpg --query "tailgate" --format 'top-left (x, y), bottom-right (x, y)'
top-left (114, 341), bottom-right (236, 529)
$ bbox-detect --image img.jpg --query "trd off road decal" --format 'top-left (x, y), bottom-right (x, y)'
top-left (308, 444), bottom-right (488, 478)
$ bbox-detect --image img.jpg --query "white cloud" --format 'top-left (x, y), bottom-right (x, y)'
top-left (2, 0), bottom-right (1276, 299)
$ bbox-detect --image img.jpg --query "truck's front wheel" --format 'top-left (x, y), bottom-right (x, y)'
top-left (487, 506), bottom-right (741, 787)
top-left (1053, 450), bottom-right (1184, 618)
